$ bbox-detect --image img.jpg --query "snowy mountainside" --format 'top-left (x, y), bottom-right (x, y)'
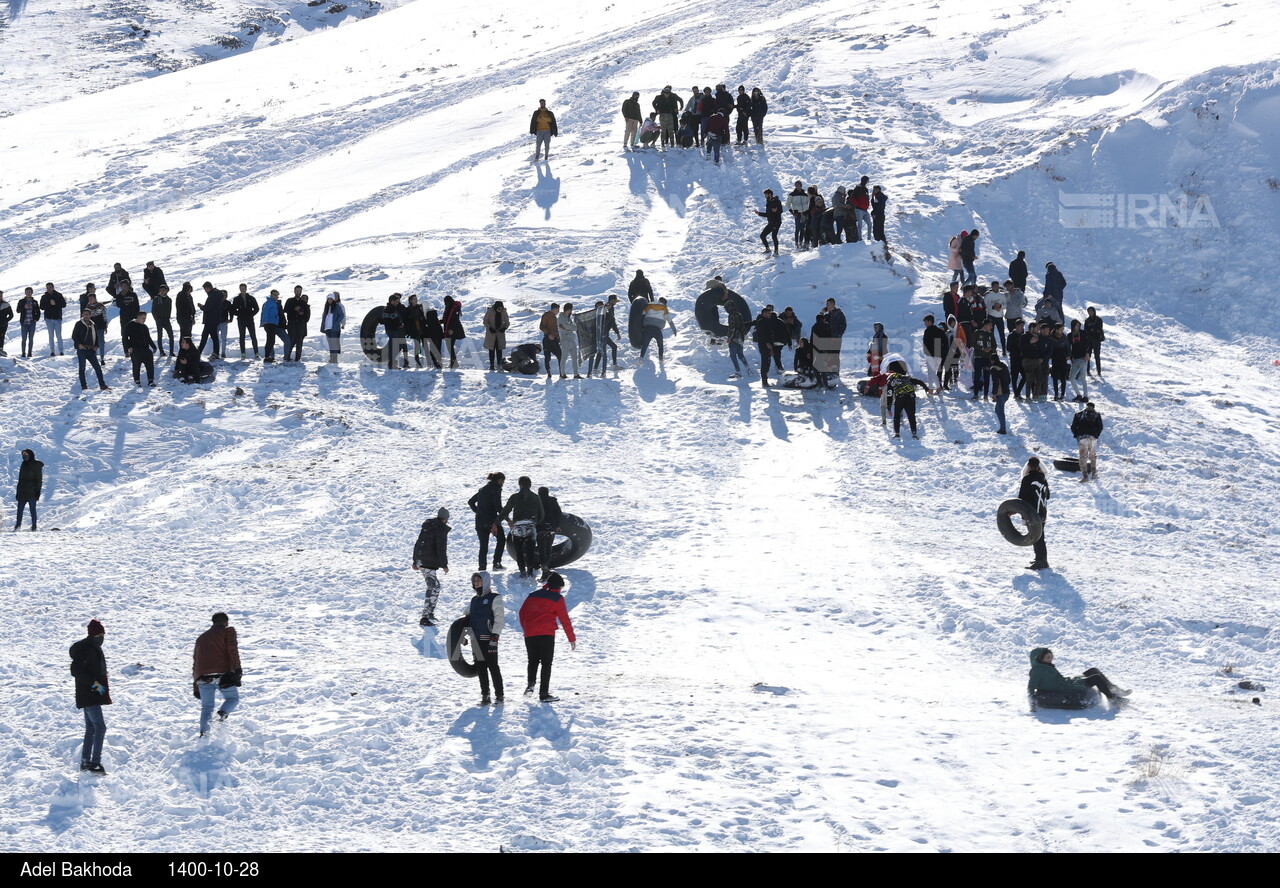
top-left (2, 0), bottom-right (1280, 853)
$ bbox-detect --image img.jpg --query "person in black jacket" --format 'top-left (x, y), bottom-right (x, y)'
top-left (752, 307), bottom-right (788, 387)
top-left (922, 315), bottom-right (947, 390)
top-left (17, 288), bottom-right (41, 358)
top-left (232, 284), bottom-right (260, 359)
top-left (536, 486), bottom-right (563, 583)
top-left (1071, 401), bottom-right (1104, 481)
top-left (627, 270), bottom-right (653, 302)
top-left (989, 356), bottom-right (1011, 435)
top-left (412, 508), bottom-right (451, 627)
top-left (1007, 318), bottom-right (1026, 400)
top-left (970, 319), bottom-right (998, 400)
top-left (1008, 250), bottom-right (1028, 292)
top-left (960, 228), bottom-right (980, 286)
top-left (71, 310), bottom-right (109, 391)
top-left (621, 91), bottom-right (642, 150)
top-left (422, 309), bottom-right (445, 369)
top-left (106, 263), bottom-right (130, 299)
top-left (114, 281), bottom-right (141, 332)
top-left (467, 473), bottom-right (506, 571)
top-left (15, 448), bottom-right (43, 531)
top-left (1084, 307), bottom-right (1105, 377)
top-left (733, 86), bottom-right (751, 145)
top-left (1019, 457), bottom-right (1051, 570)
top-left (757, 189), bottom-right (783, 255)
top-left (749, 88), bottom-right (768, 144)
top-left (464, 571), bottom-right (505, 705)
top-left (40, 283), bottom-right (66, 356)
top-left (174, 336), bottom-right (212, 383)
top-left (70, 619), bottom-right (112, 773)
top-left (142, 261), bottom-right (167, 299)
top-left (651, 86), bottom-right (683, 148)
top-left (441, 295), bottom-right (466, 369)
top-left (0, 291), bottom-right (12, 356)
top-left (530, 99), bottom-right (557, 161)
top-left (871, 186), bottom-right (888, 242)
top-left (123, 311), bottom-right (158, 386)
top-left (405, 294), bottom-right (428, 367)
top-left (174, 282), bottom-right (197, 343)
top-left (379, 294), bottom-right (409, 370)
top-left (151, 285), bottom-right (175, 356)
top-left (884, 371), bottom-right (932, 439)
top-left (197, 282), bottom-right (228, 358)
top-left (285, 286), bottom-right (310, 362)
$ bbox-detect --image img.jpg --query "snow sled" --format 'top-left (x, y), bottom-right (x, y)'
top-left (447, 618), bottom-right (480, 679)
top-left (505, 512), bottom-right (593, 569)
top-left (1029, 690), bottom-right (1098, 711)
top-left (502, 342), bottom-right (542, 375)
top-left (782, 371), bottom-right (826, 390)
top-left (177, 362), bottom-right (216, 384)
top-left (997, 498), bottom-right (1044, 546)
top-left (1052, 456), bottom-right (1082, 473)
top-left (693, 285), bottom-right (751, 338)
top-left (627, 296), bottom-right (648, 349)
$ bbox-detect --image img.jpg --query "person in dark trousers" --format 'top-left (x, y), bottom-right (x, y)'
top-left (1084, 306), bottom-right (1105, 377)
top-left (412, 508), bottom-right (451, 627)
top-left (1044, 262), bottom-right (1066, 308)
top-left (651, 86), bottom-right (683, 148)
top-left (260, 290), bottom-right (289, 363)
top-left (15, 448), bottom-right (43, 531)
top-left (870, 185), bottom-right (888, 242)
top-left (70, 619), bottom-right (111, 773)
top-left (627, 270), bottom-right (653, 302)
top-left (193, 612), bottom-right (241, 736)
top-left (499, 476), bottom-right (544, 578)
top-left (749, 88), bottom-right (767, 144)
top-left (757, 189), bottom-right (783, 255)
top-left (106, 264), bottom-right (130, 299)
top-left (959, 228), bottom-right (980, 286)
top-left (751, 307), bottom-right (788, 387)
top-left (971, 318), bottom-right (998, 400)
top-left (379, 294), bottom-right (409, 370)
top-left (884, 371), bottom-right (932, 439)
top-left (174, 336), bottom-right (211, 383)
top-left (40, 282), bottom-right (66, 356)
top-left (123, 310), bottom-right (158, 386)
top-left (989, 356), bottom-right (1011, 435)
top-left (142, 261), bottom-right (167, 300)
top-left (922, 314), bottom-right (947, 390)
top-left (1049, 323), bottom-right (1070, 401)
top-left (422, 308), bottom-right (445, 369)
top-left (71, 309), bottom-right (109, 391)
top-left (197, 282), bottom-right (228, 358)
top-left (1071, 401), bottom-right (1104, 481)
top-left (1006, 318), bottom-right (1026, 400)
top-left (113, 282), bottom-right (141, 337)
top-left (786, 181), bottom-right (810, 249)
top-left (734, 85), bottom-right (751, 145)
top-left (536, 486), bottom-right (563, 582)
top-left (320, 293), bottom-right (345, 364)
top-left (17, 288), bottom-right (40, 358)
top-left (464, 572), bottom-right (505, 705)
top-left (175, 282), bottom-right (197, 344)
top-left (704, 110), bottom-right (729, 164)
top-left (530, 99), bottom-right (557, 160)
top-left (1020, 456), bottom-right (1051, 570)
top-left (519, 572), bottom-right (576, 702)
top-left (151, 285), bottom-right (175, 356)
top-left (1028, 648), bottom-right (1128, 708)
top-left (539, 303), bottom-right (562, 378)
top-left (0, 291), bottom-right (12, 356)
top-left (588, 297), bottom-right (618, 377)
top-left (483, 300), bottom-right (509, 371)
top-left (1008, 250), bottom-right (1028, 292)
top-left (467, 473), bottom-right (507, 571)
top-left (442, 295), bottom-right (466, 368)
top-left (232, 284), bottom-right (260, 358)
top-left (285, 286), bottom-right (310, 362)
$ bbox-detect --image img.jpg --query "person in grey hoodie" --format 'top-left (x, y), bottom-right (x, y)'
top-left (462, 571), bottom-right (505, 705)
top-left (557, 303), bottom-right (583, 379)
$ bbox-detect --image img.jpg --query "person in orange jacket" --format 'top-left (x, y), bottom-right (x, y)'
top-left (519, 572), bottom-right (576, 702)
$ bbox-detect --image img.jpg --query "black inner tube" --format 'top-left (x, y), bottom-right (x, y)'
top-left (505, 512), bottom-right (593, 569)
top-left (997, 498), bottom-right (1043, 546)
top-left (447, 617), bottom-right (480, 678)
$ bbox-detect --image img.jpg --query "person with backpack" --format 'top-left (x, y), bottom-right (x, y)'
top-left (529, 99), bottom-right (557, 161)
top-left (1084, 307), bottom-right (1105, 377)
top-left (464, 572), bottom-right (505, 705)
top-left (1019, 457), bottom-right (1051, 570)
top-left (70, 619), bottom-right (111, 773)
top-left (122, 310), bottom-right (158, 387)
top-left (499, 476), bottom-right (544, 579)
top-left (192, 612), bottom-right (242, 737)
top-left (1028, 648), bottom-right (1128, 708)
top-left (14, 448), bottom-right (43, 531)
top-left (467, 473), bottom-right (507, 571)
top-left (1071, 401), bottom-right (1104, 482)
top-left (536, 486), bottom-right (563, 583)
top-left (231, 284), bottom-right (260, 359)
top-left (412, 508), bottom-right (451, 627)
top-left (883, 371), bottom-right (932, 439)
top-left (519, 572), bottom-right (576, 703)
top-left (320, 293), bottom-right (345, 364)
top-left (621, 91), bottom-right (642, 151)
top-left (151, 285), bottom-right (175, 356)
top-left (483, 300), bottom-right (510, 372)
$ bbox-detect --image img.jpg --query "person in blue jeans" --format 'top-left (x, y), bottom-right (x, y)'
top-left (989, 356), bottom-right (1011, 435)
top-left (193, 612), bottom-right (242, 736)
top-left (70, 619), bottom-right (111, 773)
top-left (17, 288), bottom-right (40, 358)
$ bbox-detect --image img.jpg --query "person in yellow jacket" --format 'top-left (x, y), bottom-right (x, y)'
top-left (529, 99), bottom-right (558, 161)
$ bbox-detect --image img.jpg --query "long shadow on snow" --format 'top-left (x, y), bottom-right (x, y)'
top-left (44, 778), bottom-right (95, 833)
top-left (1029, 700), bottom-right (1123, 723)
top-left (624, 151), bottom-right (696, 216)
top-left (175, 744), bottom-right (239, 798)
top-left (447, 706), bottom-right (515, 772)
top-left (1012, 571), bottom-right (1087, 616)
top-left (632, 361), bottom-right (676, 403)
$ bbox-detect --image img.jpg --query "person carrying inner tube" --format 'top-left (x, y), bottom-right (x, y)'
top-left (463, 571), bottom-right (504, 706)
top-left (1020, 457), bottom-right (1050, 571)
top-left (1028, 647), bottom-right (1128, 708)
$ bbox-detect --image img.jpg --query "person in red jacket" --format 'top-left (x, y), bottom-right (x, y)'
top-left (519, 572), bottom-right (576, 702)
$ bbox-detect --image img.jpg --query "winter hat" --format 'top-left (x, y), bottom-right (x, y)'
top-left (1045, 262), bottom-right (1055, 268)
top-left (546, 572), bottom-right (565, 589)
top-left (437, 507), bottom-right (450, 523)
top-left (87, 620), bottom-right (105, 636)
top-left (474, 571), bottom-right (492, 592)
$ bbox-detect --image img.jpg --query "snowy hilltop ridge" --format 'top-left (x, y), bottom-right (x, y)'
top-left (2, 0), bottom-right (1280, 855)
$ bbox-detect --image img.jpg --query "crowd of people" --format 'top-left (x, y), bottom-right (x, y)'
top-left (755, 176), bottom-right (888, 255)
top-left (622, 85), bottom-right (769, 157)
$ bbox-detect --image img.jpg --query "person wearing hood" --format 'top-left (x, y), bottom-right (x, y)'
top-left (1028, 647), bottom-right (1127, 708)
top-left (193, 612), bottom-right (242, 736)
top-left (483, 300), bottom-right (509, 371)
top-left (70, 619), bottom-right (111, 773)
top-left (1071, 401), bottom-right (1104, 482)
top-left (1019, 457), bottom-right (1051, 570)
top-left (15, 448), bottom-right (43, 531)
top-left (1044, 262), bottom-right (1066, 306)
top-left (1008, 251), bottom-right (1028, 291)
top-left (499, 476), bottom-right (544, 579)
top-left (464, 572), bottom-right (505, 705)
top-left (467, 472), bottom-right (507, 572)
top-left (627, 270), bottom-right (653, 302)
top-left (412, 508), bottom-right (451, 627)
top-left (519, 572), bottom-right (576, 703)
top-left (960, 228), bottom-right (980, 286)
top-left (535, 486), bottom-right (563, 583)
top-left (320, 293), bottom-right (345, 364)
top-left (866, 323), bottom-right (889, 376)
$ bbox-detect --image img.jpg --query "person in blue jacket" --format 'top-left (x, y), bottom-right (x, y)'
top-left (260, 290), bottom-right (291, 364)
top-left (464, 571), bottom-right (504, 705)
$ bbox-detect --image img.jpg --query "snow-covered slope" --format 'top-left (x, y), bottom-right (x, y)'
top-left (2, 0), bottom-right (1280, 853)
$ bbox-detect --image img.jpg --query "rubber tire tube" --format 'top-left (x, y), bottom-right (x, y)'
top-left (997, 498), bottom-right (1044, 546)
top-left (506, 512), bottom-right (594, 569)
top-left (360, 307), bottom-right (387, 364)
top-left (447, 617), bottom-right (480, 678)
top-left (1053, 457), bottom-right (1081, 472)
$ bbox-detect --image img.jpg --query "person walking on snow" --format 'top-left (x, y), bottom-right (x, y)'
top-left (519, 572), bottom-right (576, 703)
top-left (468, 472), bottom-right (507, 571)
top-left (530, 99), bottom-right (557, 161)
top-left (540, 303), bottom-right (563, 378)
top-left (705, 111), bottom-right (729, 164)
top-left (1071, 401), bottom-right (1104, 482)
top-left (193, 612), bottom-right (242, 737)
top-left (960, 229), bottom-right (981, 286)
top-left (70, 619), bottom-right (111, 774)
top-left (757, 188), bottom-right (783, 255)
top-left (947, 234), bottom-right (964, 284)
top-left (882, 370), bottom-right (933, 439)
top-left (1084, 306), bottom-right (1105, 377)
top-left (1020, 457), bottom-right (1051, 570)
top-left (499, 476), bottom-right (544, 579)
top-left (151, 285), bottom-right (175, 356)
top-left (465, 572), bottom-right (505, 705)
top-left (14, 448), bottom-right (43, 531)
top-left (640, 297), bottom-right (676, 362)
top-left (412, 508), bottom-right (451, 627)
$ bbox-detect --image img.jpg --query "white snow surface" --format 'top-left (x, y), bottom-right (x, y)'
top-left (2, 0), bottom-right (1280, 853)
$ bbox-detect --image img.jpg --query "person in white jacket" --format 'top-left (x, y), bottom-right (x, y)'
top-left (557, 303), bottom-right (582, 379)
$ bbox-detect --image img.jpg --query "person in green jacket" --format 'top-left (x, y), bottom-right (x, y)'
top-left (499, 476), bottom-right (544, 579)
top-left (15, 448), bottom-right (43, 531)
top-left (1028, 647), bottom-right (1128, 709)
